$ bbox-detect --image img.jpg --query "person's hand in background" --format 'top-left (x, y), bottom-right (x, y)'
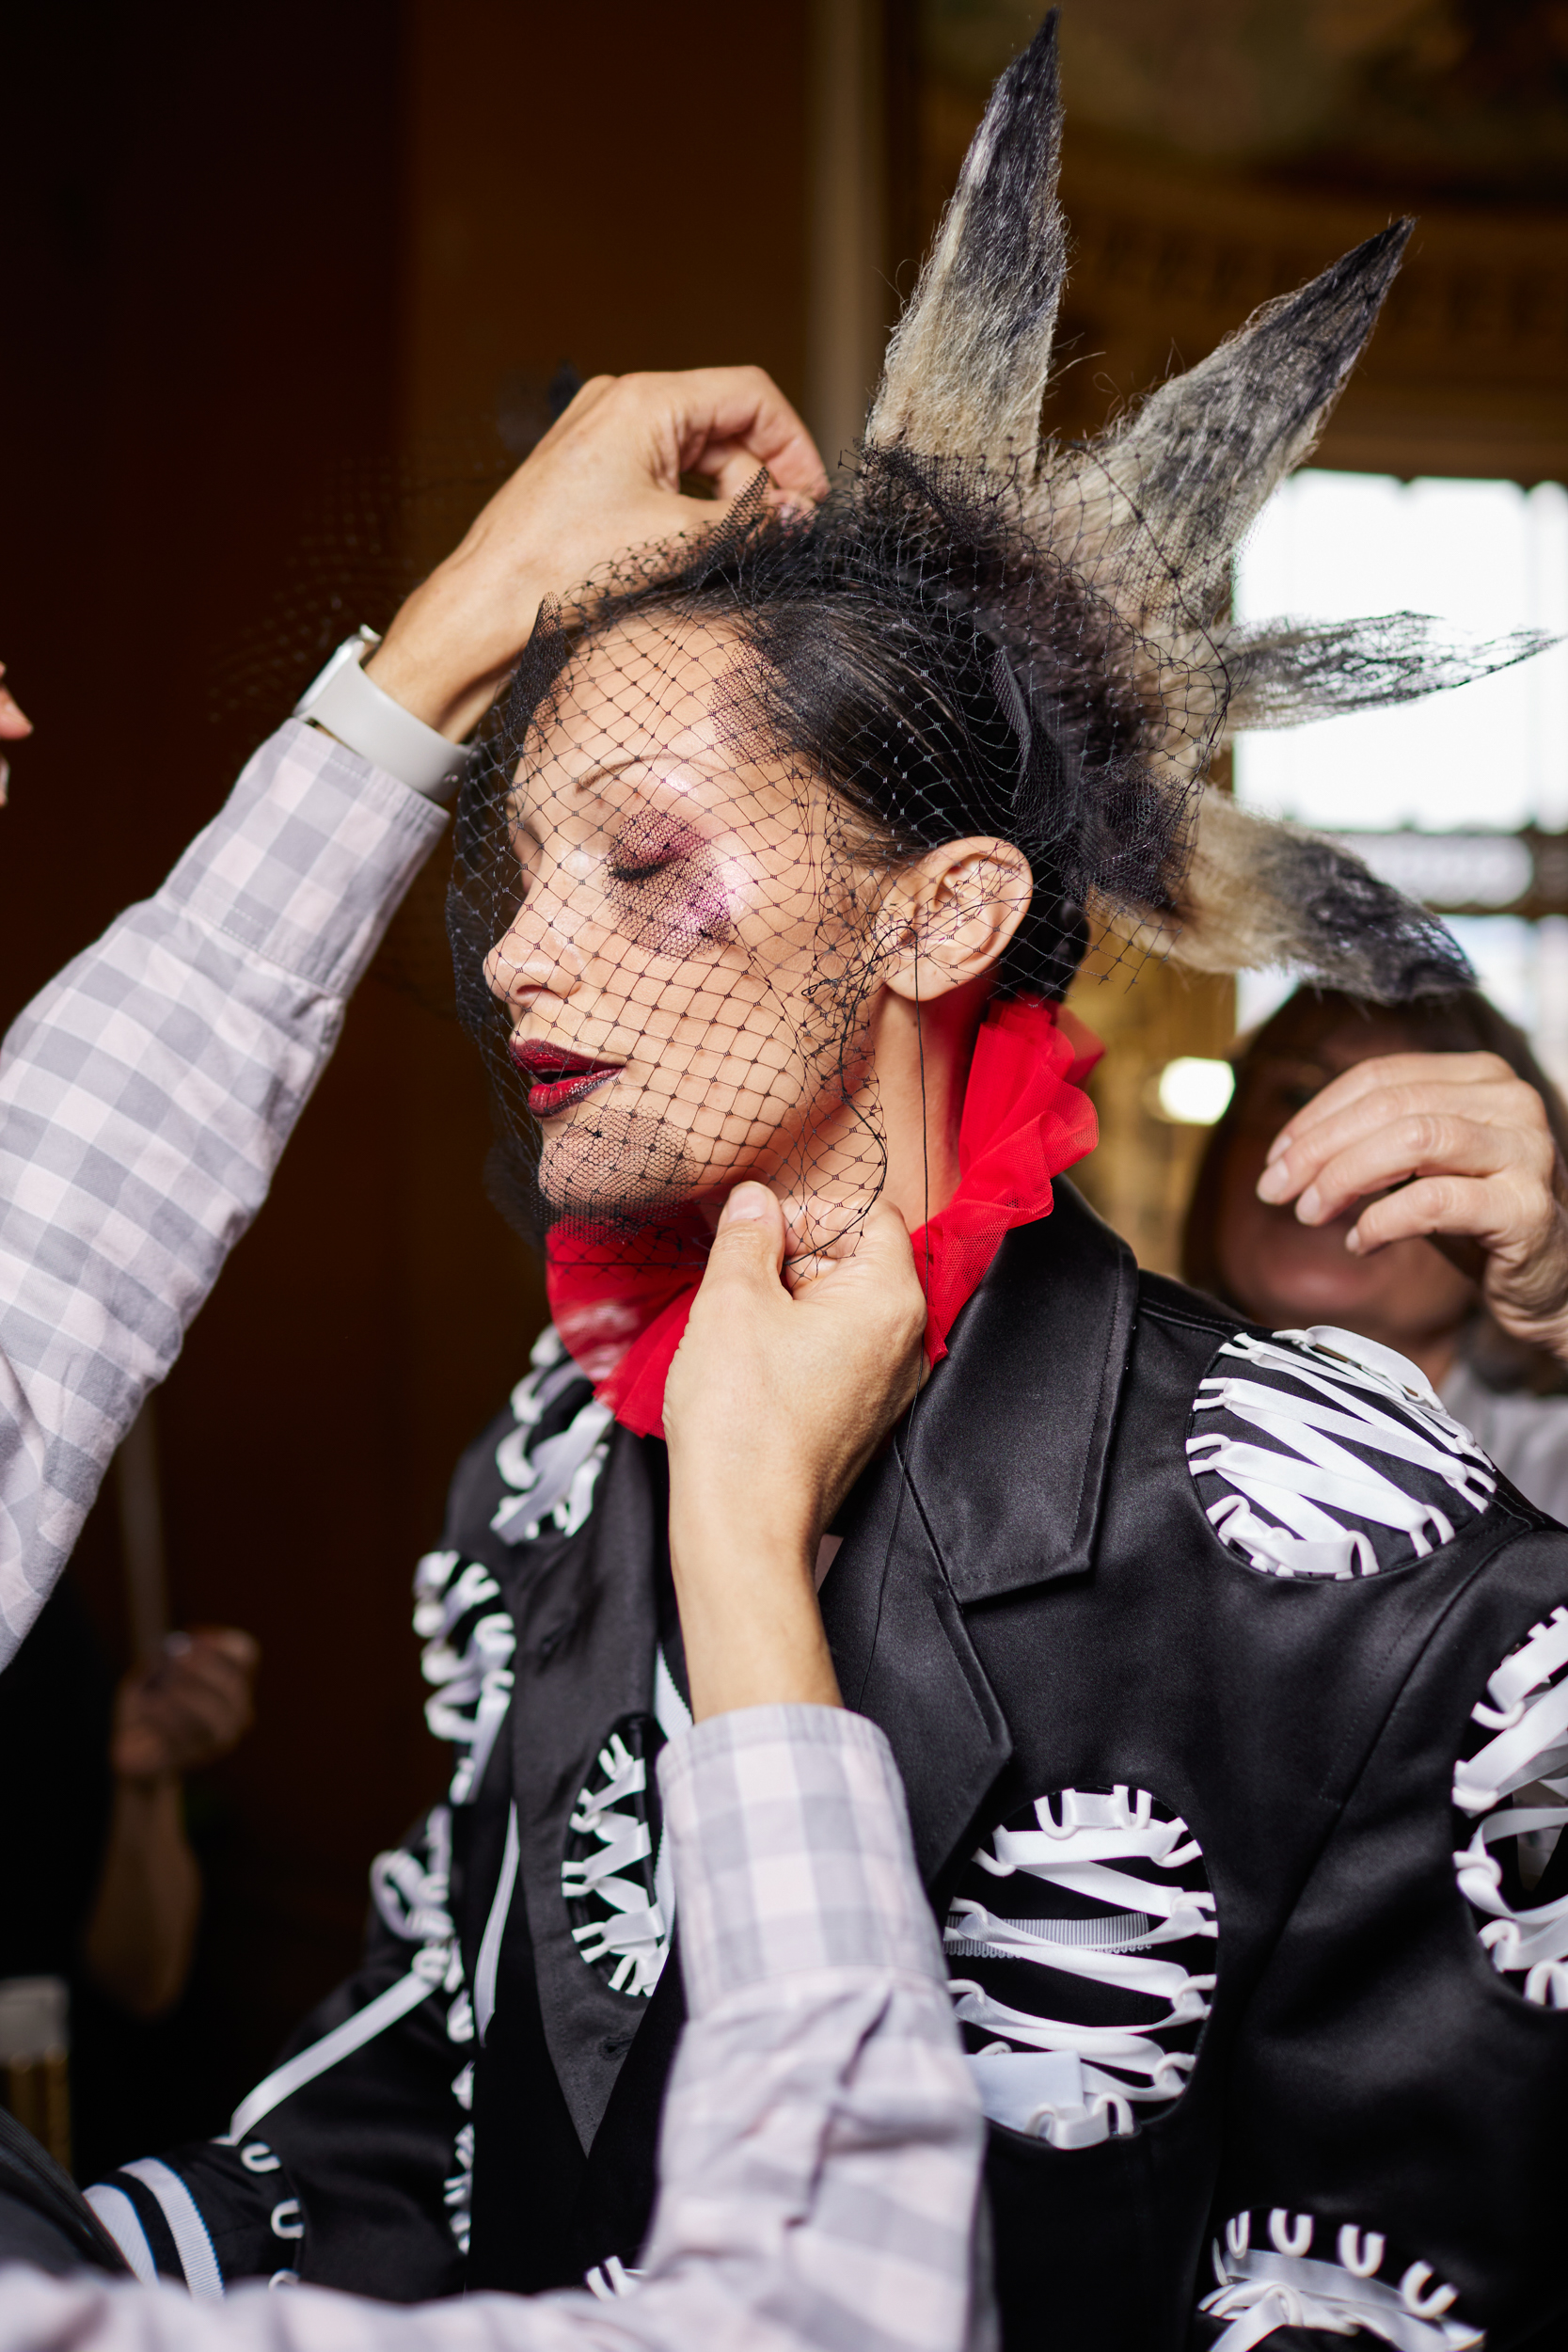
top-left (366, 368), bottom-right (828, 741)
top-left (1257, 1048), bottom-right (1568, 1369)
top-left (0, 661), bottom-right (34, 804)
top-left (87, 1629), bottom-right (260, 2018)
top-left (110, 1627), bottom-right (260, 1784)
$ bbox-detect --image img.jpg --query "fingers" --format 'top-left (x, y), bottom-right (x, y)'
top-left (1270, 1108), bottom-right (1544, 1229)
top-left (1344, 1173), bottom-right (1504, 1256)
top-left (0, 664), bottom-right (33, 740)
top-left (368, 367), bottom-right (824, 738)
top-left (117, 1629), bottom-right (259, 1777)
top-left (191, 1625), bottom-right (261, 1674)
top-left (1265, 1053), bottom-right (1529, 1169)
top-left (1259, 1056), bottom-right (1556, 1226)
top-left (662, 366), bottom-right (829, 503)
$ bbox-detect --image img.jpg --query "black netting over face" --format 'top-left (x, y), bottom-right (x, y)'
top-left (447, 452), bottom-right (1211, 1269)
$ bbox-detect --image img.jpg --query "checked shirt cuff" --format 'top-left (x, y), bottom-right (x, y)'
top-left (658, 1705), bottom-right (944, 2017)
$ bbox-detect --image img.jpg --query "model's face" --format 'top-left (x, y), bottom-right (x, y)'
top-left (1214, 1011), bottom-right (1476, 1349)
top-left (482, 618), bottom-right (889, 1238)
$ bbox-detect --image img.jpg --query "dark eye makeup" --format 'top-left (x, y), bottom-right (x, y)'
top-left (608, 812), bottom-right (703, 885)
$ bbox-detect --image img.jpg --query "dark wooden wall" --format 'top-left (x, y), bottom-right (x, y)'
top-left (0, 0), bottom-right (809, 2111)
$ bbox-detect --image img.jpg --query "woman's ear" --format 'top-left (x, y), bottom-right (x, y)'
top-left (878, 836), bottom-right (1034, 1002)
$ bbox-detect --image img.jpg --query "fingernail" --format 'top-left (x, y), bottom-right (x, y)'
top-left (1264, 1130), bottom-right (1292, 1166)
top-left (1345, 1224), bottom-right (1362, 1255)
top-left (1256, 1160), bottom-right (1291, 1202)
top-left (1296, 1184), bottom-right (1321, 1223)
top-left (719, 1183), bottom-right (769, 1225)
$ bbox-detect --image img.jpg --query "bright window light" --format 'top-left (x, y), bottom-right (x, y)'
top-left (1156, 1057), bottom-right (1236, 1125)
top-left (1233, 472), bottom-right (1568, 834)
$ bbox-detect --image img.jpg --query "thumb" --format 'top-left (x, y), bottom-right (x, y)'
top-left (699, 1182), bottom-right (788, 1298)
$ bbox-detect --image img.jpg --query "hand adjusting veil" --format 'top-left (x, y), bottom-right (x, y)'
top-left (447, 9), bottom-right (1549, 1402)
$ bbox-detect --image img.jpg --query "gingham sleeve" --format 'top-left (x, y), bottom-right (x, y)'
top-left (0, 1708), bottom-right (991, 2352)
top-left (612, 1704), bottom-right (991, 2352)
top-left (0, 719), bottom-right (447, 1660)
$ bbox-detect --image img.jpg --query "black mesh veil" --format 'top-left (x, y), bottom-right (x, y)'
top-left (443, 9), bottom-right (1551, 1279)
top-left (451, 452), bottom-right (1197, 1262)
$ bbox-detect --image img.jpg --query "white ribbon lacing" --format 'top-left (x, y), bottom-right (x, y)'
top-left (1202, 2211), bottom-right (1481, 2350)
top-left (1189, 1328), bottom-right (1494, 1581)
top-left (216, 1806), bottom-right (478, 2256)
top-left (562, 1656), bottom-right (691, 2000)
top-left (945, 1787), bottom-right (1215, 2151)
top-left (415, 1549), bottom-right (516, 1807)
top-left (491, 1327), bottom-right (612, 1545)
top-left (1453, 1602), bottom-right (1568, 2007)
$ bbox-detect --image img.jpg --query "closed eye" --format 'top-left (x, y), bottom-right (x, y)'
top-left (609, 852), bottom-right (684, 885)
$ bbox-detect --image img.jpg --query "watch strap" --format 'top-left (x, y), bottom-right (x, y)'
top-left (293, 628), bottom-right (467, 803)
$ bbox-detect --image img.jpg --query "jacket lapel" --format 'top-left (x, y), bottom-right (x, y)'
top-left (818, 1182), bottom-right (1138, 1889)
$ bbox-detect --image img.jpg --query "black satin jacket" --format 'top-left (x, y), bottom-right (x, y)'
top-left (111, 1186), bottom-right (1568, 2349)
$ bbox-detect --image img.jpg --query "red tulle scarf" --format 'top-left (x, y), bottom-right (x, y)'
top-left (546, 994), bottom-right (1101, 1440)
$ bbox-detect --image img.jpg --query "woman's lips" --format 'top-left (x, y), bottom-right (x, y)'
top-left (509, 1041), bottom-right (622, 1118)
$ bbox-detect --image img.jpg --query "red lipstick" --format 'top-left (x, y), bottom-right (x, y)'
top-left (508, 1040), bottom-right (621, 1117)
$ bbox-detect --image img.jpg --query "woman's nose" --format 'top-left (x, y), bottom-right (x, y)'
top-left (483, 905), bottom-right (578, 1008)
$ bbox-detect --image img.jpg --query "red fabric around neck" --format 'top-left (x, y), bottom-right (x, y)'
top-left (546, 993), bottom-right (1101, 1440)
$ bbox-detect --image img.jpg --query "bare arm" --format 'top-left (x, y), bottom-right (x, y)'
top-left (85, 1631), bottom-right (259, 2018)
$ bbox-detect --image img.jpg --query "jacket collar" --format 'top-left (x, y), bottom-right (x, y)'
top-left (904, 1178), bottom-right (1139, 1604)
top-left (817, 1181), bottom-right (1138, 1887)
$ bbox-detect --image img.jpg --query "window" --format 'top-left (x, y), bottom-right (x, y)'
top-left (1231, 472), bottom-right (1568, 1078)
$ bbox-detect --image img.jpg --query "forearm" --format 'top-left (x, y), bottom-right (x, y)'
top-left (84, 1780), bottom-right (200, 2019)
top-left (0, 721), bottom-right (445, 1661)
top-left (668, 1521), bottom-right (841, 1718)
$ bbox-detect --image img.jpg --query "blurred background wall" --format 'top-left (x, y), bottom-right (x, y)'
top-left (1, 0), bottom-right (1566, 2156)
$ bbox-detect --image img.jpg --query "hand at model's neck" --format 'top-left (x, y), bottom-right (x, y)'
top-left (696, 976), bottom-right (992, 1266)
top-left (862, 973), bottom-right (991, 1232)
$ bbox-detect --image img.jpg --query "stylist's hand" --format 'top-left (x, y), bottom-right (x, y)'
top-left (1258, 1049), bottom-right (1568, 1364)
top-left (664, 1185), bottom-right (927, 1719)
top-left (367, 369), bottom-right (827, 741)
top-left (0, 661), bottom-right (33, 805)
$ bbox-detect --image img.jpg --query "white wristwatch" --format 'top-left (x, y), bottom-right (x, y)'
top-left (293, 627), bottom-right (469, 802)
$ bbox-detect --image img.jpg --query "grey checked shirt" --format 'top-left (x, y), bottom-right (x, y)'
top-left (0, 720), bottom-right (448, 1663)
top-left (0, 1707), bottom-right (990, 2352)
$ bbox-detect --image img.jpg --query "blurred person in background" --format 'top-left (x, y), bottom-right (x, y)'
top-left (1183, 983), bottom-right (1568, 1518)
top-left (0, 1597), bottom-right (258, 2174)
top-left (2, 1604), bottom-right (259, 2020)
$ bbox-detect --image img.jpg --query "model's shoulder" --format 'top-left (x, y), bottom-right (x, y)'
top-left (1180, 1318), bottom-right (1502, 1582)
top-left (1134, 1267), bottom-right (1239, 1339)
